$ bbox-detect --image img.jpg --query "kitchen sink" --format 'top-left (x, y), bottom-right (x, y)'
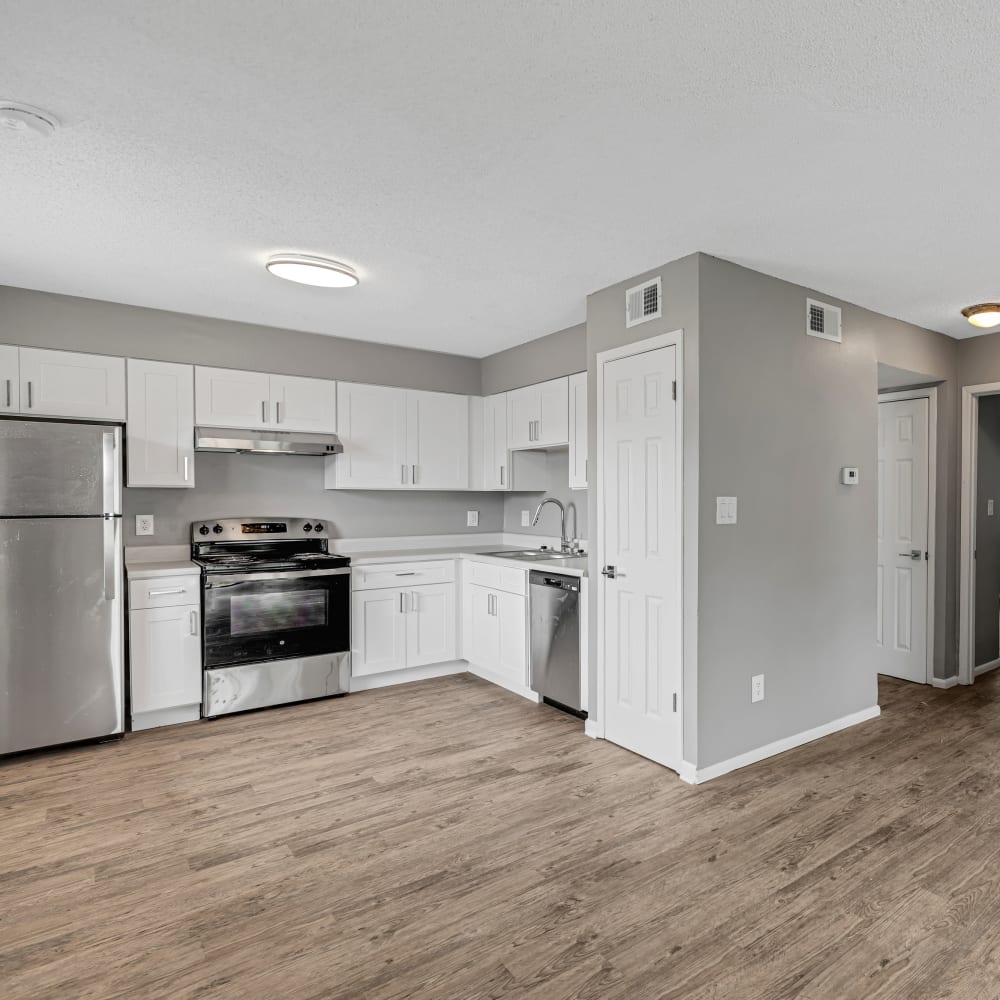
top-left (483, 549), bottom-right (584, 561)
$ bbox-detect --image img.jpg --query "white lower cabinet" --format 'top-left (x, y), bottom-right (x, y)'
top-left (352, 580), bottom-right (457, 677)
top-left (462, 565), bottom-right (528, 690)
top-left (128, 573), bottom-right (202, 730)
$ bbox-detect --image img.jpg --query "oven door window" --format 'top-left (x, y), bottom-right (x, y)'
top-left (203, 574), bottom-right (349, 668)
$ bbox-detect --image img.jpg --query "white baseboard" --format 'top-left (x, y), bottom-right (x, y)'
top-left (584, 719), bottom-right (601, 739)
top-left (349, 661), bottom-right (467, 692)
top-left (931, 674), bottom-right (961, 688)
top-left (131, 704), bottom-right (201, 731)
top-left (974, 659), bottom-right (1000, 678)
top-left (681, 705), bottom-right (882, 784)
top-left (466, 662), bottom-right (541, 703)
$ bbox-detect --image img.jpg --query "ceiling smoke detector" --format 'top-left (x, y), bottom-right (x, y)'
top-left (265, 254), bottom-right (359, 288)
top-left (0, 101), bottom-right (59, 137)
top-left (962, 303), bottom-right (1000, 330)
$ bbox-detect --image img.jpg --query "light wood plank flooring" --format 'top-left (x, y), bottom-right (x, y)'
top-left (2, 673), bottom-right (999, 999)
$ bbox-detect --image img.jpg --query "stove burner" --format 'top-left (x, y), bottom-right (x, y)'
top-left (206, 554), bottom-right (259, 565)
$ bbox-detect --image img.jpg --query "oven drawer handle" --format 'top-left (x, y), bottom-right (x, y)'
top-left (148, 587), bottom-right (186, 597)
top-left (205, 566), bottom-right (351, 586)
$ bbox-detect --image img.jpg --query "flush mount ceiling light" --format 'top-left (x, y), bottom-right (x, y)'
top-left (962, 303), bottom-right (1000, 329)
top-left (265, 254), bottom-right (359, 288)
top-left (0, 101), bottom-right (59, 137)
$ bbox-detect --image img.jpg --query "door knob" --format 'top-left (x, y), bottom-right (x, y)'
top-left (601, 565), bottom-right (624, 579)
top-left (897, 549), bottom-right (922, 560)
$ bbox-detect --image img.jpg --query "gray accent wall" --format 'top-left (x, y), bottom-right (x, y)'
top-left (124, 453), bottom-right (504, 546)
top-left (480, 323), bottom-right (586, 394)
top-left (502, 450), bottom-right (588, 541)
top-left (975, 395), bottom-right (1000, 666)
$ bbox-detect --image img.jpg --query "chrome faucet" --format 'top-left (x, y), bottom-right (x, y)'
top-left (532, 497), bottom-right (571, 552)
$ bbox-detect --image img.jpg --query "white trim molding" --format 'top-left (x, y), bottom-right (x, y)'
top-left (349, 660), bottom-right (467, 692)
top-left (975, 658), bottom-right (1000, 678)
top-left (930, 675), bottom-right (960, 689)
top-left (679, 705), bottom-right (882, 784)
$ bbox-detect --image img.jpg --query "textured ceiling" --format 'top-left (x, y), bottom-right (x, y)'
top-left (2, 1), bottom-right (1000, 356)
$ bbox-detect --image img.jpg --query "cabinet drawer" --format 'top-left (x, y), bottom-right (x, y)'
top-left (465, 560), bottom-right (526, 596)
top-left (129, 575), bottom-right (201, 610)
top-left (353, 560), bottom-right (456, 591)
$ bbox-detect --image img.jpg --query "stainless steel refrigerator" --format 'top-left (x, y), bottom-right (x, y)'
top-left (0, 419), bottom-right (124, 755)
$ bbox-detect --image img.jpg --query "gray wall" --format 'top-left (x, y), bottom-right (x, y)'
top-left (480, 323), bottom-right (586, 395)
top-left (975, 395), bottom-right (1000, 666)
top-left (502, 450), bottom-right (588, 541)
top-left (0, 286), bottom-right (481, 394)
top-left (124, 453), bottom-right (504, 546)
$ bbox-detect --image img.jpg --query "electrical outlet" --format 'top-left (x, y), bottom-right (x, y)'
top-left (521, 510), bottom-right (531, 527)
top-left (466, 509), bottom-right (479, 527)
top-left (751, 674), bottom-right (765, 703)
top-left (135, 514), bottom-right (155, 536)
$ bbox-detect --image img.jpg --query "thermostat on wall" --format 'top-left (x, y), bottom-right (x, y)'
top-left (841, 467), bottom-right (859, 485)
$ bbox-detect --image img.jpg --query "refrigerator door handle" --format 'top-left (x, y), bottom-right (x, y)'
top-left (103, 515), bottom-right (118, 601)
top-left (102, 430), bottom-right (119, 514)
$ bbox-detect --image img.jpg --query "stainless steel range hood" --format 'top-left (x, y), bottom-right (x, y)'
top-left (195, 427), bottom-right (344, 456)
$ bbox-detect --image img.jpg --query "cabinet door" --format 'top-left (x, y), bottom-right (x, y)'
top-left (326, 383), bottom-right (408, 489)
top-left (130, 605), bottom-right (202, 713)
top-left (0, 345), bottom-right (19, 413)
top-left (270, 374), bottom-right (337, 433)
top-left (19, 348), bottom-right (125, 420)
top-left (467, 584), bottom-right (500, 671)
top-left (507, 385), bottom-right (539, 450)
top-left (351, 588), bottom-right (407, 676)
top-left (482, 394), bottom-right (509, 490)
top-left (407, 390), bottom-right (469, 489)
top-left (405, 583), bottom-right (457, 667)
top-left (126, 359), bottom-right (195, 488)
top-left (537, 376), bottom-right (569, 446)
top-left (496, 591), bottom-right (528, 685)
top-left (194, 366), bottom-right (270, 429)
top-left (568, 372), bottom-right (588, 489)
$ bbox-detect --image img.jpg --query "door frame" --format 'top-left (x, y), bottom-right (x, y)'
top-left (959, 382), bottom-right (1000, 684)
top-left (594, 329), bottom-right (686, 770)
top-left (877, 387), bottom-right (937, 685)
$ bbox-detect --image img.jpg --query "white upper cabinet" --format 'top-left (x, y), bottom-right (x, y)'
top-left (326, 382), bottom-right (408, 489)
top-left (18, 348), bottom-right (125, 421)
top-left (269, 374), bottom-right (338, 433)
top-left (195, 367), bottom-right (270, 428)
top-left (407, 389), bottom-right (469, 490)
top-left (126, 359), bottom-right (195, 488)
top-left (0, 346), bottom-right (19, 413)
top-left (327, 383), bottom-right (469, 490)
top-left (507, 376), bottom-right (569, 449)
top-left (482, 393), bottom-right (508, 490)
top-left (568, 371), bottom-right (588, 490)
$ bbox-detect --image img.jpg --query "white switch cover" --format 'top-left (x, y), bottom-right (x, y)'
top-left (716, 497), bottom-right (737, 525)
top-left (521, 510), bottom-right (531, 527)
top-left (751, 674), bottom-right (765, 703)
top-left (989, 499), bottom-right (995, 517)
top-left (466, 509), bottom-right (479, 527)
top-left (135, 514), bottom-right (155, 536)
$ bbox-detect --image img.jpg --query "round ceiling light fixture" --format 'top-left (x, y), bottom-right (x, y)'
top-left (0, 101), bottom-right (59, 137)
top-left (962, 303), bottom-right (1000, 329)
top-left (265, 253), bottom-right (359, 288)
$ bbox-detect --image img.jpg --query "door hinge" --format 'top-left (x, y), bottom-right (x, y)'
top-left (672, 380), bottom-right (677, 401)
top-left (672, 692), bottom-right (677, 713)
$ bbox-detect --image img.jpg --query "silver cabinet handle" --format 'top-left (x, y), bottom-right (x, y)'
top-left (401, 464), bottom-right (408, 485)
top-left (189, 610), bottom-right (198, 635)
top-left (183, 455), bottom-right (189, 482)
top-left (26, 381), bottom-right (33, 409)
top-left (395, 572), bottom-right (417, 577)
top-left (584, 458), bottom-right (588, 483)
top-left (399, 592), bottom-right (405, 613)
top-left (412, 464), bottom-right (417, 485)
top-left (410, 591), bottom-right (418, 613)
top-left (148, 587), bottom-right (185, 597)
top-left (499, 465), bottom-right (505, 486)
top-left (261, 400), bottom-right (267, 423)
top-left (276, 401), bottom-right (282, 424)
top-left (4, 379), bottom-right (9, 408)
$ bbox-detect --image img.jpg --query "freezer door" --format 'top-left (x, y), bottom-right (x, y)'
top-left (0, 419), bottom-right (121, 516)
top-left (0, 517), bottom-right (124, 754)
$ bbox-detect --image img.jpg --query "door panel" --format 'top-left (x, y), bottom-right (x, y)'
top-left (351, 588), bottom-right (406, 676)
top-left (537, 376), bottom-right (569, 446)
top-left (496, 591), bottom-right (527, 685)
top-left (0, 517), bottom-right (123, 754)
top-left (603, 346), bottom-right (680, 770)
top-left (194, 366), bottom-right (270, 428)
top-left (126, 359), bottom-right (195, 488)
top-left (270, 375), bottom-right (337, 433)
top-left (407, 390), bottom-right (469, 489)
top-left (876, 398), bottom-right (929, 682)
top-left (468, 584), bottom-right (500, 670)
top-left (19, 348), bottom-right (125, 421)
top-left (483, 394), bottom-right (508, 490)
top-left (0, 345), bottom-right (19, 413)
top-left (130, 605), bottom-right (202, 712)
top-left (507, 386), bottom-right (539, 449)
top-left (406, 583), bottom-right (456, 667)
top-left (327, 383), bottom-right (407, 488)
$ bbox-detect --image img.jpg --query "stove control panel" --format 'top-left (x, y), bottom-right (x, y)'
top-left (191, 518), bottom-right (331, 542)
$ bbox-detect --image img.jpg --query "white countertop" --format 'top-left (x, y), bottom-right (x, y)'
top-left (125, 546), bottom-right (200, 580)
top-left (346, 544), bottom-right (588, 578)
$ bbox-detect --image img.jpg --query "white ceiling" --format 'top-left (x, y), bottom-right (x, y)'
top-left (3, 1), bottom-right (1000, 357)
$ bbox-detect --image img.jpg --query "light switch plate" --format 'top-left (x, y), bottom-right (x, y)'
top-left (716, 497), bottom-right (737, 525)
top-left (521, 510), bottom-right (531, 527)
top-left (135, 514), bottom-right (155, 536)
top-left (466, 509), bottom-right (479, 527)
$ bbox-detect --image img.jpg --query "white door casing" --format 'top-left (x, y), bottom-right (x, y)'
top-left (876, 397), bottom-right (930, 683)
top-left (601, 343), bottom-right (681, 770)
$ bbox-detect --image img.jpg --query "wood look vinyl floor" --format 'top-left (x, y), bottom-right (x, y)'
top-left (2, 673), bottom-right (998, 999)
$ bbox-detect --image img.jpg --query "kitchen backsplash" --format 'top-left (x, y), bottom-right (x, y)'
top-left (503, 450), bottom-right (588, 540)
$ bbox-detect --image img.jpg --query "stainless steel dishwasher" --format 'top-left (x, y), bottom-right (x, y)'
top-left (529, 571), bottom-right (585, 717)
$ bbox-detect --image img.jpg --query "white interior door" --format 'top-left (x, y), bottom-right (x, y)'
top-left (602, 345), bottom-right (680, 769)
top-left (877, 398), bottom-right (929, 682)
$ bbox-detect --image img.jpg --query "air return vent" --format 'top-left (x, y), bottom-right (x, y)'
top-left (806, 298), bottom-right (842, 343)
top-left (625, 277), bottom-right (662, 328)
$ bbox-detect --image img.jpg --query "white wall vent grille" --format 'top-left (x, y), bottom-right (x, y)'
top-left (806, 298), bottom-right (842, 343)
top-left (625, 277), bottom-right (662, 328)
